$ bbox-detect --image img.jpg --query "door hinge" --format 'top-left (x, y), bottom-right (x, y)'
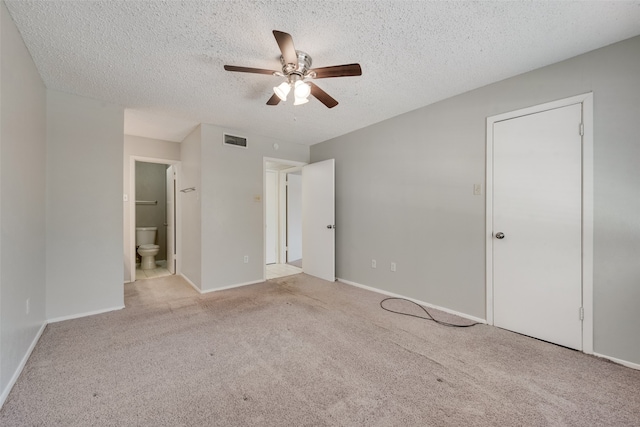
top-left (579, 123), bottom-right (584, 136)
top-left (579, 307), bottom-right (584, 321)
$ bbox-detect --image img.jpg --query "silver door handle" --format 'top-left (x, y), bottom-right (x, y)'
top-left (495, 232), bottom-right (505, 239)
top-left (327, 225), bottom-right (335, 229)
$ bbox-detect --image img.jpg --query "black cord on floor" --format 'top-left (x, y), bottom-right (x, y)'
top-left (380, 297), bottom-right (480, 328)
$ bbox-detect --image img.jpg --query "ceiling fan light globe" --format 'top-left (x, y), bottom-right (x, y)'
top-left (273, 82), bottom-right (290, 101)
top-left (293, 96), bottom-right (309, 106)
top-left (294, 81), bottom-right (311, 99)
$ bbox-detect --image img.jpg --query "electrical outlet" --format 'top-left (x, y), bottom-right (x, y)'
top-left (371, 259), bottom-right (377, 268)
top-left (391, 262), bottom-right (397, 272)
top-left (473, 184), bottom-right (482, 196)
top-left (26, 298), bottom-right (30, 315)
top-left (244, 255), bottom-right (249, 264)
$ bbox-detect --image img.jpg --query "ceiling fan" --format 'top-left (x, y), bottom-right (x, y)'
top-left (224, 30), bottom-right (362, 108)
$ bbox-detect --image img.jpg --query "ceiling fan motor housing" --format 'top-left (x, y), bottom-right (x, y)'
top-left (281, 51), bottom-right (312, 78)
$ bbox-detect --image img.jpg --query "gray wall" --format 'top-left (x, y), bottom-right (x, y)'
top-left (0, 0), bottom-right (47, 400)
top-left (135, 162), bottom-right (168, 261)
top-left (200, 124), bottom-right (308, 291)
top-left (179, 126), bottom-right (202, 289)
top-left (311, 36), bottom-right (640, 365)
top-left (46, 90), bottom-right (124, 320)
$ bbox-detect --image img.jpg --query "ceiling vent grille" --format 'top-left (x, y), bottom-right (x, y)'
top-left (223, 133), bottom-right (248, 149)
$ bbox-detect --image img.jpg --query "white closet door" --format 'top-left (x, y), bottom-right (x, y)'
top-left (493, 104), bottom-right (582, 350)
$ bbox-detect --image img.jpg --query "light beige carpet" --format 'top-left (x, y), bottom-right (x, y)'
top-left (1, 274), bottom-right (639, 426)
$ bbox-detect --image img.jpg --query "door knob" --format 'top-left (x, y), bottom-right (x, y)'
top-left (327, 225), bottom-right (335, 229)
top-left (495, 232), bottom-right (505, 239)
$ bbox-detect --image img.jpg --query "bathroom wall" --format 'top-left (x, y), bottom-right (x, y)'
top-left (135, 161), bottom-right (168, 261)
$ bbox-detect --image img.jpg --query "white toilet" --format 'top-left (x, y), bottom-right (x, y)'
top-left (136, 227), bottom-right (160, 270)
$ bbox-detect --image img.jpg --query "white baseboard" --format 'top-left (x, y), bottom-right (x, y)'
top-left (180, 274), bottom-right (201, 293)
top-left (337, 277), bottom-right (487, 324)
top-left (180, 275), bottom-right (263, 295)
top-left (47, 305), bottom-right (125, 324)
top-left (593, 352), bottom-right (640, 371)
top-left (200, 279), bottom-right (264, 294)
top-left (0, 321), bottom-right (47, 409)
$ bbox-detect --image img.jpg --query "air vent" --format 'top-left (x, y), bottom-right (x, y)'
top-left (223, 133), bottom-right (248, 149)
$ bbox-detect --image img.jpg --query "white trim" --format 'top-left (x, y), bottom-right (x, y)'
top-left (128, 156), bottom-right (182, 284)
top-left (264, 169), bottom-right (279, 265)
top-left (182, 274), bottom-right (264, 295)
top-left (200, 279), bottom-right (264, 294)
top-left (485, 119), bottom-right (494, 324)
top-left (0, 322), bottom-right (47, 409)
top-left (338, 278), bottom-right (486, 324)
top-left (581, 94), bottom-right (594, 354)
top-left (593, 352), bottom-right (640, 371)
top-left (277, 171), bottom-right (287, 263)
top-left (47, 306), bottom-right (124, 324)
top-left (180, 273), bottom-right (201, 293)
top-left (485, 92), bottom-right (594, 352)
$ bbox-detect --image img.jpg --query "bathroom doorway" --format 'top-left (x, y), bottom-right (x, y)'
top-left (128, 156), bottom-right (181, 282)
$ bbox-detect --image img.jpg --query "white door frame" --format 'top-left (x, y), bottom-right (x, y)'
top-left (265, 169), bottom-right (279, 264)
top-left (485, 93), bottom-right (593, 354)
top-left (129, 156), bottom-right (182, 282)
top-left (263, 157), bottom-right (307, 280)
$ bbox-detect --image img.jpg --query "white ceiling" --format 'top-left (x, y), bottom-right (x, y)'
top-left (6, 1), bottom-right (640, 145)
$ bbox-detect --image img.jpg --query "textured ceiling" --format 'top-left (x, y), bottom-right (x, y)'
top-left (6, 1), bottom-right (640, 145)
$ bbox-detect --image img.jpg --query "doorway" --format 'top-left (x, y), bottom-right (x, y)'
top-left (486, 93), bottom-right (593, 353)
top-left (128, 156), bottom-right (181, 283)
top-left (263, 157), bottom-right (336, 282)
top-left (265, 160), bottom-right (304, 279)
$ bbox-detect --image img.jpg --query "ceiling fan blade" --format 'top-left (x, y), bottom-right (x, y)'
top-left (273, 30), bottom-right (298, 65)
top-left (311, 63), bottom-right (362, 79)
top-left (309, 82), bottom-right (338, 108)
top-left (266, 93), bottom-right (281, 106)
top-left (224, 65), bottom-right (277, 75)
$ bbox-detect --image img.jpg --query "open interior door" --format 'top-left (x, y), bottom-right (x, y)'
top-left (302, 159), bottom-right (335, 282)
top-left (166, 165), bottom-right (176, 274)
